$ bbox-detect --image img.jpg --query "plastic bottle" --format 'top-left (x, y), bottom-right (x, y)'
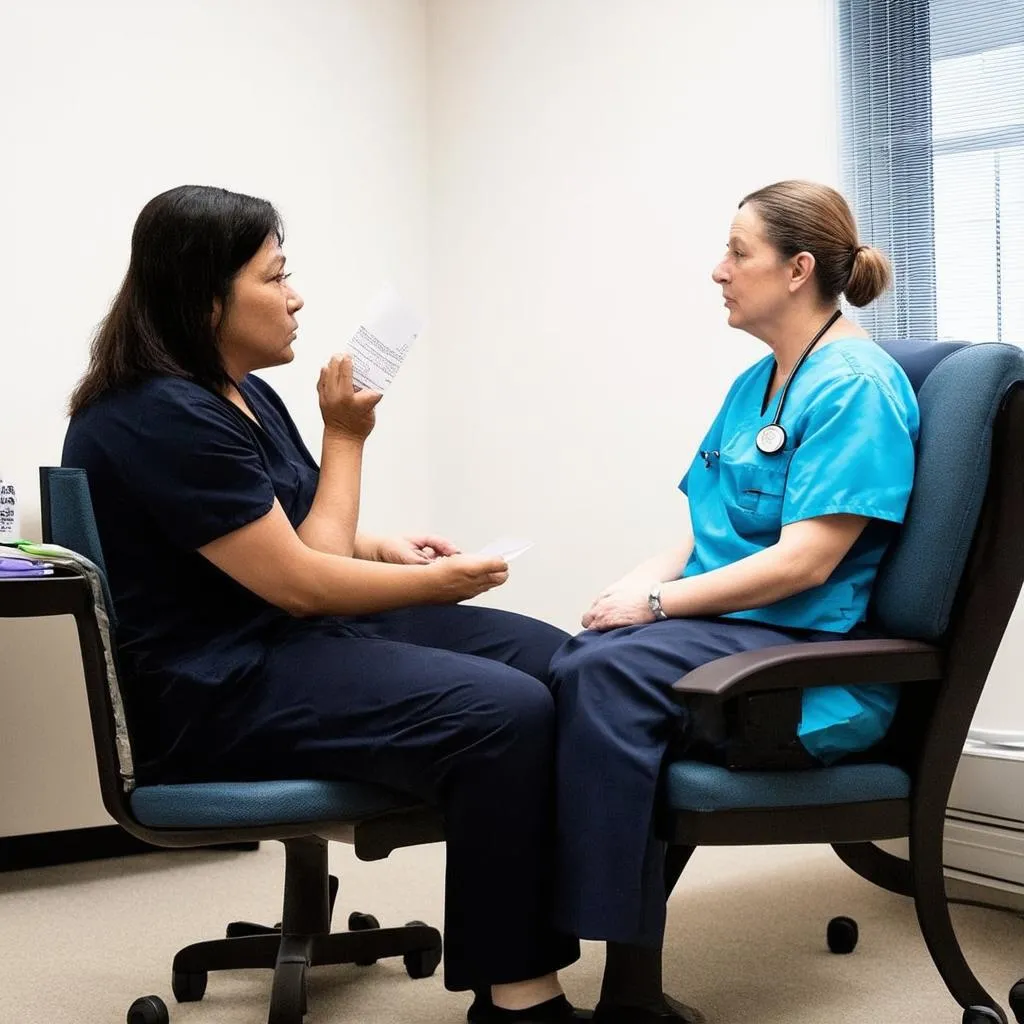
top-left (0, 473), bottom-right (21, 542)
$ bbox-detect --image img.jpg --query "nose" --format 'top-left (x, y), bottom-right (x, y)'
top-left (287, 287), bottom-right (304, 314)
top-left (712, 259), bottom-right (729, 285)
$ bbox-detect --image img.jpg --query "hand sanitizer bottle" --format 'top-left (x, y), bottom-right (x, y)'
top-left (0, 473), bottom-right (20, 542)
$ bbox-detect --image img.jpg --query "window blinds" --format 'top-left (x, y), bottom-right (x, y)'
top-left (838, 0), bottom-right (1024, 344)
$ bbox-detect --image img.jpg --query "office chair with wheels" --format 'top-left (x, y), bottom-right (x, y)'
top-left (35, 466), bottom-right (446, 1024)
top-left (615, 340), bottom-right (1024, 1023)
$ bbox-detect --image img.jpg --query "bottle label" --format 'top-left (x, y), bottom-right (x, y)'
top-left (0, 480), bottom-right (20, 541)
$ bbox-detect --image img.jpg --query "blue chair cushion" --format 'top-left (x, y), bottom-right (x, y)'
top-left (665, 760), bottom-right (910, 812)
top-left (130, 779), bottom-right (418, 829)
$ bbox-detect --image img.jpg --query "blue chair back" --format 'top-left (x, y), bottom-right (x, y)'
top-left (872, 341), bottom-right (1024, 641)
top-left (39, 466), bottom-right (116, 627)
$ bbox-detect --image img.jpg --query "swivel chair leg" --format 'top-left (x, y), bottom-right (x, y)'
top-left (228, 873), bottom-right (340, 938)
top-left (911, 820), bottom-right (1006, 1023)
top-left (267, 935), bottom-right (311, 1024)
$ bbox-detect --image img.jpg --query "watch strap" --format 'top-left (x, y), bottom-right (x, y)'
top-left (648, 583), bottom-right (668, 621)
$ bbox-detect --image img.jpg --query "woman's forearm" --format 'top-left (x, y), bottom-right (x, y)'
top-left (621, 539), bottom-right (695, 586)
top-left (199, 499), bottom-right (507, 618)
top-left (658, 542), bottom-right (822, 619)
top-left (353, 532), bottom-right (383, 560)
top-left (290, 552), bottom-right (442, 616)
top-left (296, 430), bottom-right (365, 556)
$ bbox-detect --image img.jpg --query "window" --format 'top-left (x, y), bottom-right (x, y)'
top-left (838, 0), bottom-right (1024, 344)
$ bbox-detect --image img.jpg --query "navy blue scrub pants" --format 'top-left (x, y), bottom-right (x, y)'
top-left (214, 604), bottom-right (580, 993)
top-left (549, 617), bottom-right (828, 949)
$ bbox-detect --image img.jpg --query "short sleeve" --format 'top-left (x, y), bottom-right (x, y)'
top-left (113, 384), bottom-right (276, 550)
top-left (782, 374), bottom-right (916, 526)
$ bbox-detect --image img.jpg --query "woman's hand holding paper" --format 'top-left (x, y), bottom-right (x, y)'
top-left (317, 353), bottom-right (382, 441)
top-left (374, 534), bottom-right (462, 564)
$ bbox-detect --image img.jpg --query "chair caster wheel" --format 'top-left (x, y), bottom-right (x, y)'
top-left (826, 915), bottom-right (859, 954)
top-left (127, 995), bottom-right (169, 1024)
top-left (1010, 979), bottom-right (1024, 1024)
top-left (171, 969), bottom-right (208, 1003)
top-left (349, 910), bottom-right (381, 966)
top-left (404, 919), bottom-right (442, 979)
top-left (964, 1007), bottom-right (1004, 1024)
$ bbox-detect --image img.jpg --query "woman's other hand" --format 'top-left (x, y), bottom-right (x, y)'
top-left (428, 554), bottom-right (509, 603)
top-left (376, 534), bottom-right (462, 565)
top-left (582, 581), bottom-right (656, 631)
top-left (318, 354), bottom-right (382, 440)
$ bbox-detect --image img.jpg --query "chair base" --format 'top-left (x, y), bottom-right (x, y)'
top-left (162, 836), bottom-right (442, 1024)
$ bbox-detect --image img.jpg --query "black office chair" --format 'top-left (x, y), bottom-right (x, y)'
top-left (616, 340), bottom-right (1024, 1024)
top-left (33, 466), bottom-right (446, 1024)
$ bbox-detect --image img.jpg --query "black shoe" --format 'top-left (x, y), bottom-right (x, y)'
top-left (591, 995), bottom-right (704, 1024)
top-left (468, 992), bottom-right (594, 1022)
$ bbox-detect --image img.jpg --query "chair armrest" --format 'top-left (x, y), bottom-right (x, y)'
top-left (671, 638), bottom-right (943, 704)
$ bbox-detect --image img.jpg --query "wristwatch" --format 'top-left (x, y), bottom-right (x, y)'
top-left (648, 584), bottom-right (669, 621)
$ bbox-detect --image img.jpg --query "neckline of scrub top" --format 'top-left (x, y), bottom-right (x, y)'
top-left (219, 378), bottom-right (268, 434)
top-left (758, 335), bottom-right (873, 420)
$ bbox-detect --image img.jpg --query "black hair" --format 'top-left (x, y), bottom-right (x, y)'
top-left (69, 185), bottom-right (282, 414)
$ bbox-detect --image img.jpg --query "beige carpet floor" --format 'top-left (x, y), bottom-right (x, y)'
top-left (1, 840), bottom-right (1022, 1024)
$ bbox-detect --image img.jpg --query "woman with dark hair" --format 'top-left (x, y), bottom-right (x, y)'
top-left (64, 185), bottom-right (582, 1023)
top-left (549, 181), bottom-right (920, 1023)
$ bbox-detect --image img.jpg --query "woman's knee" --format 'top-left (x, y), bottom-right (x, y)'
top-left (516, 618), bottom-right (573, 683)
top-left (549, 631), bottom-right (618, 688)
top-left (449, 668), bottom-right (556, 751)
top-left (550, 631), bottom-right (677, 722)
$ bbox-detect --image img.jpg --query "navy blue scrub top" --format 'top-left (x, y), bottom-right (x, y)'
top-left (62, 374), bottom-right (320, 781)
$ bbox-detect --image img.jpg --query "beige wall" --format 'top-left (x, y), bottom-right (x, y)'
top-left (3, 0), bottom-right (1019, 842)
top-left (425, 0), bottom-right (840, 633)
top-left (1, 0), bottom-right (430, 836)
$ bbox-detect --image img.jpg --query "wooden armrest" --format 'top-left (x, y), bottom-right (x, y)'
top-left (671, 638), bottom-right (943, 703)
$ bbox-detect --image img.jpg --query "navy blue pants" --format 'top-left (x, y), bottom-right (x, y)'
top-left (213, 605), bottom-right (579, 992)
top-left (549, 617), bottom-right (827, 948)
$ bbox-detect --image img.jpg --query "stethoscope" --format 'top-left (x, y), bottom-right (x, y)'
top-left (754, 307), bottom-right (843, 455)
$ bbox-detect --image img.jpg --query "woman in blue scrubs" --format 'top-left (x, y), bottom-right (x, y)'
top-left (63, 186), bottom-right (582, 1023)
top-left (549, 181), bottom-right (919, 1023)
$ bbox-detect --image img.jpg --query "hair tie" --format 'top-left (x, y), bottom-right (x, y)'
top-left (854, 244), bottom-right (867, 256)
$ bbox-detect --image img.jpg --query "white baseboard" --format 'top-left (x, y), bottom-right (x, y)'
top-left (873, 743), bottom-right (1024, 903)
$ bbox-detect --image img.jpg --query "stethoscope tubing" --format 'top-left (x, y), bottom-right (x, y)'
top-left (755, 307), bottom-right (843, 456)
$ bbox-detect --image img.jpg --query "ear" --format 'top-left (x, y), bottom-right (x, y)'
top-left (211, 296), bottom-right (222, 330)
top-left (788, 251), bottom-right (816, 294)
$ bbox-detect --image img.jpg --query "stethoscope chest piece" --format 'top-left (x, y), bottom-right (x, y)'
top-left (754, 308), bottom-right (842, 459)
top-left (755, 424), bottom-right (787, 455)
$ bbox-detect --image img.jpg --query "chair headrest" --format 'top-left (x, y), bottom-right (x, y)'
top-left (876, 339), bottom-right (970, 394)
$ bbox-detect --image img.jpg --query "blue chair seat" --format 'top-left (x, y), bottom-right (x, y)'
top-left (130, 779), bottom-right (417, 829)
top-left (665, 760), bottom-right (910, 813)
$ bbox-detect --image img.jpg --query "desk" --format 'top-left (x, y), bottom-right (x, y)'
top-left (0, 573), bottom-right (247, 870)
top-left (0, 575), bottom-right (111, 851)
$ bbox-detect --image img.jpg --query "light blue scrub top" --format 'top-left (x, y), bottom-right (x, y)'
top-left (679, 338), bottom-right (920, 762)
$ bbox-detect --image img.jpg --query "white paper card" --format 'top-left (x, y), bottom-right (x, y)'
top-left (477, 537), bottom-right (534, 561)
top-left (346, 284), bottom-right (423, 392)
